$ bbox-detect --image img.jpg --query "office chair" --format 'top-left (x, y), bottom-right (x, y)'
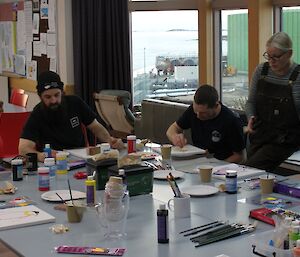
top-left (93, 91), bottom-right (135, 138)
top-left (10, 92), bottom-right (29, 108)
top-left (10, 88), bottom-right (25, 103)
top-left (0, 111), bottom-right (31, 158)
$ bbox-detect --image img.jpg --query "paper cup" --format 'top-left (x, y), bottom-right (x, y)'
top-left (161, 144), bottom-right (172, 160)
top-left (199, 165), bottom-right (213, 183)
top-left (259, 174), bottom-right (275, 194)
top-left (66, 200), bottom-right (86, 223)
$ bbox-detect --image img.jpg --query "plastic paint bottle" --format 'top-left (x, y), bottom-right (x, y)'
top-left (118, 169), bottom-right (127, 190)
top-left (56, 152), bottom-right (68, 176)
top-left (127, 135), bottom-right (136, 154)
top-left (55, 152), bottom-right (68, 189)
top-left (44, 158), bottom-right (56, 177)
top-left (12, 159), bottom-right (23, 181)
top-left (43, 143), bottom-right (52, 158)
top-left (38, 167), bottom-right (50, 191)
top-left (100, 143), bottom-right (111, 153)
top-left (157, 204), bottom-right (169, 244)
top-left (225, 170), bottom-right (237, 194)
top-left (85, 175), bottom-right (96, 206)
top-left (294, 239), bottom-right (300, 257)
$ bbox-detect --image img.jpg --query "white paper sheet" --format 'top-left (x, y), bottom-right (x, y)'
top-left (32, 13), bottom-right (40, 34)
top-left (26, 60), bottom-right (37, 80)
top-left (24, 1), bottom-right (33, 42)
top-left (14, 54), bottom-right (26, 75)
top-left (16, 11), bottom-right (26, 52)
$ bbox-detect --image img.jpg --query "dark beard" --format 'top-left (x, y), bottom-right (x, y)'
top-left (42, 99), bottom-right (67, 125)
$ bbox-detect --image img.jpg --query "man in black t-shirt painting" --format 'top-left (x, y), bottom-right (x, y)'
top-left (19, 71), bottom-right (124, 162)
top-left (166, 84), bottom-right (245, 163)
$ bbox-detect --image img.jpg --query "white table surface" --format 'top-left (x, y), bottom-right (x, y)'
top-left (0, 155), bottom-right (293, 257)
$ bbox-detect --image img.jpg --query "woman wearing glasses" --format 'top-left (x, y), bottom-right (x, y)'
top-left (245, 32), bottom-right (300, 171)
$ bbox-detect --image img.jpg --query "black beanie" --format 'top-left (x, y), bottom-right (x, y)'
top-left (36, 71), bottom-right (64, 95)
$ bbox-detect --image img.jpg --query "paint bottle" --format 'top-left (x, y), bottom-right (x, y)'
top-left (127, 135), bottom-right (136, 154)
top-left (56, 152), bottom-right (68, 177)
top-left (12, 159), bottom-right (23, 181)
top-left (225, 170), bottom-right (237, 194)
top-left (44, 157), bottom-right (56, 177)
top-left (157, 204), bottom-right (169, 244)
top-left (294, 240), bottom-right (300, 257)
top-left (100, 143), bottom-right (111, 153)
top-left (118, 169), bottom-right (127, 190)
top-left (38, 167), bottom-right (50, 191)
top-left (43, 143), bottom-right (52, 158)
top-left (55, 152), bottom-right (68, 189)
top-left (85, 175), bottom-right (96, 206)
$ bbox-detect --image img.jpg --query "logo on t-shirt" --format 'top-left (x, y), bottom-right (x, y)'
top-left (211, 130), bottom-right (221, 142)
top-left (70, 116), bottom-right (80, 128)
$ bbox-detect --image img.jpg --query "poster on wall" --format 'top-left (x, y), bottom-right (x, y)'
top-left (40, 0), bottom-right (48, 20)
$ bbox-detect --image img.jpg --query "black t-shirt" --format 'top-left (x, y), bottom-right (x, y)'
top-left (21, 95), bottom-right (96, 151)
top-left (177, 104), bottom-right (245, 160)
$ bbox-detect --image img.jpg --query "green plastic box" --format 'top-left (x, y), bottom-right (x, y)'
top-left (108, 164), bottom-right (153, 196)
top-left (86, 158), bottom-right (117, 190)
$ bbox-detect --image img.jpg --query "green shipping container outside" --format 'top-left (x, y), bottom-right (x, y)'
top-left (227, 14), bottom-right (248, 73)
top-left (227, 10), bottom-right (300, 73)
top-left (283, 10), bottom-right (300, 63)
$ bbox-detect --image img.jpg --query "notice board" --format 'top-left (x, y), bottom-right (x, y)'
top-left (0, 0), bottom-right (57, 81)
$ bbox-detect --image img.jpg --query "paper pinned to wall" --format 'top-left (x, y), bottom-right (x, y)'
top-left (49, 58), bottom-right (56, 72)
top-left (16, 10), bottom-right (26, 52)
top-left (48, 0), bottom-right (56, 32)
top-left (14, 54), bottom-right (26, 75)
top-left (24, 1), bottom-right (33, 43)
top-left (26, 60), bottom-right (37, 80)
top-left (32, 13), bottom-right (39, 34)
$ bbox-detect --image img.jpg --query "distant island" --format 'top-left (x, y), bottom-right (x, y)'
top-left (167, 29), bottom-right (197, 32)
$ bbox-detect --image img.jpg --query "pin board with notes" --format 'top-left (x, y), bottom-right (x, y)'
top-left (0, 0), bottom-right (57, 81)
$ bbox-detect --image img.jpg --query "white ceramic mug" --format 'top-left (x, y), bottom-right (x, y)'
top-left (167, 193), bottom-right (191, 218)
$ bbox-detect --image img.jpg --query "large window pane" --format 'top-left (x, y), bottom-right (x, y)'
top-left (282, 7), bottom-right (300, 63)
top-left (131, 11), bottom-right (198, 105)
top-left (221, 10), bottom-right (248, 110)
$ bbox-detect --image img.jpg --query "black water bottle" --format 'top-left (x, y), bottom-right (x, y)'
top-left (157, 204), bottom-right (169, 243)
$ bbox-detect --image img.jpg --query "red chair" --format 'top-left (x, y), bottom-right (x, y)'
top-left (0, 112), bottom-right (31, 158)
top-left (10, 92), bottom-right (29, 108)
top-left (10, 88), bottom-right (25, 103)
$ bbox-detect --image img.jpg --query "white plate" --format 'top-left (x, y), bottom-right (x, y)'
top-left (153, 170), bottom-right (184, 180)
top-left (181, 185), bottom-right (219, 197)
top-left (155, 144), bottom-right (206, 157)
top-left (41, 190), bottom-right (86, 202)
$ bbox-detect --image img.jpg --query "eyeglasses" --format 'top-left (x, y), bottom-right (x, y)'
top-left (263, 51), bottom-right (288, 62)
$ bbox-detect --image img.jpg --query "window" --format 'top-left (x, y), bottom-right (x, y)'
top-left (219, 9), bottom-right (248, 110)
top-left (281, 6), bottom-right (300, 63)
top-left (131, 11), bottom-right (198, 105)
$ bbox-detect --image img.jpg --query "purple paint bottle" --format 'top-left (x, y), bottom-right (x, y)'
top-left (157, 204), bottom-right (169, 243)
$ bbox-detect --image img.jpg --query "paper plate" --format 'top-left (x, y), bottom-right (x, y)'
top-left (153, 170), bottom-right (184, 180)
top-left (41, 190), bottom-right (86, 202)
top-left (181, 185), bottom-right (219, 197)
